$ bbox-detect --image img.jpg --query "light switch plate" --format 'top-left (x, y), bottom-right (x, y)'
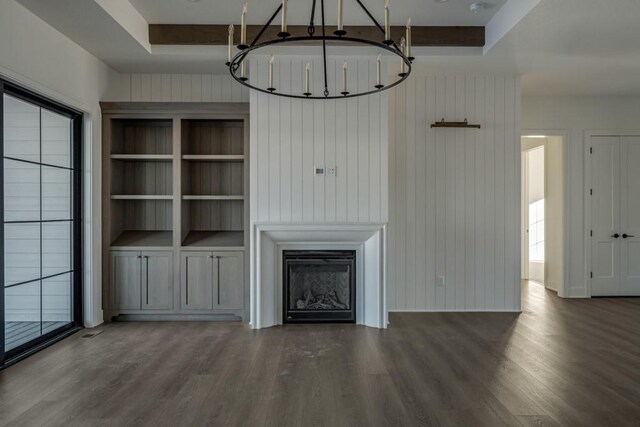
top-left (315, 166), bottom-right (325, 176)
top-left (437, 276), bottom-right (445, 287)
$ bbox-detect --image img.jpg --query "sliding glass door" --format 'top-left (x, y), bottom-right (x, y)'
top-left (1, 80), bottom-right (82, 367)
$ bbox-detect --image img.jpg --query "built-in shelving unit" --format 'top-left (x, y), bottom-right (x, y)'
top-left (101, 103), bottom-right (249, 322)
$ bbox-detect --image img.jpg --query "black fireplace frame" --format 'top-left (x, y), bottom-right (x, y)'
top-left (282, 250), bottom-right (356, 324)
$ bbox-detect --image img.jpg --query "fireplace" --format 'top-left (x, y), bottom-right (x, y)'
top-left (283, 250), bottom-right (356, 323)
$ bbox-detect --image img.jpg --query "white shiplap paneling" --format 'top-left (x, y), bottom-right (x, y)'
top-left (249, 57), bottom-right (388, 224)
top-left (389, 69), bottom-right (521, 311)
top-left (111, 74), bottom-right (250, 103)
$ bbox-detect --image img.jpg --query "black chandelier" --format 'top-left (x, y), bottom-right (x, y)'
top-left (226, 0), bottom-right (413, 100)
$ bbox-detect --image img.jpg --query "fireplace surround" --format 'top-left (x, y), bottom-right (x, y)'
top-left (250, 223), bottom-right (387, 329)
top-left (283, 250), bottom-right (356, 323)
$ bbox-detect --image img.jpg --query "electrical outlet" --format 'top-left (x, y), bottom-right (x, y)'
top-left (437, 276), bottom-right (446, 287)
top-left (315, 166), bottom-right (325, 176)
top-left (326, 166), bottom-right (337, 177)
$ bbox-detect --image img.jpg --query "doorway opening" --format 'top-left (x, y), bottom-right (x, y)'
top-left (521, 135), bottom-right (566, 295)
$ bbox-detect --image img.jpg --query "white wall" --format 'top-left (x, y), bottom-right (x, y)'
top-left (249, 57), bottom-right (388, 224)
top-left (106, 73), bottom-right (249, 103)
top-left (522, 96), bottom-right (640, 297)
top-left (0, 0), bottom-right (120, 327)
top-left (389, 68), bottom-right (521, 311)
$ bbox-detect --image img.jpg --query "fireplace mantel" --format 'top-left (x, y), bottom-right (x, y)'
top-left (250, 223), bottom-right (388, 329)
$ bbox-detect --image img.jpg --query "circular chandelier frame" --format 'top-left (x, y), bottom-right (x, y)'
top-left (228, 0), bottom-right (413, 100)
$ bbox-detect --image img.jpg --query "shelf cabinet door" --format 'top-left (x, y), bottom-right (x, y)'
top-left (142, 251), bottom-right (174, 310)
top-left (181, 252), bottom-right (213, 310)
top-left (213, 252), bottom-right (244, 310)
top-left (111, 251), bottom-right (141, 310)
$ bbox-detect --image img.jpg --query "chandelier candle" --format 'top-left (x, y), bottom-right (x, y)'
top-left (227, 24), bottom-right (234, 64)
top-left (337, 0), bottom-right (344, 32)
top-left (305, 62), bottom-right (311, 95)
top-left (241, 60), bottom-right (247, 81)
top-left (268, 55), bottom-right (275, 90)
top-left (399, 37), bottom-right (407, 76)
top-left (342, 61), bottom-right (348, 94)
top-left (384, 0), bottom-right (390, 42)
top-left (280, 0), bottom-right (289, 37)
top-left (406, 18), bottom-right (412, 59)
top-left (240, 2), bottom-right (248, 47)
top-left (376, 54), bottom-right (382, 87)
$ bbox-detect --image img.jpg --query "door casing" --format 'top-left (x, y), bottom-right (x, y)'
top-left (521, 131), bottom-right (569, 297)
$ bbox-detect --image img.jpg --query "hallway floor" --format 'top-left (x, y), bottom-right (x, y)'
top-left (1, 282), bottom-right (639, 426)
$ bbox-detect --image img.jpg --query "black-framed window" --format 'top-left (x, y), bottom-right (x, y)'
top-left (1, 79), bottom-right (83, 368)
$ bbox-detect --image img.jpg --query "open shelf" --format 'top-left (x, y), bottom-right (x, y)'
top-left (111, 195), bottom-right (173, 200)
top-left (181, 155), bottom-right (244, 161)
top-left (111, 230), bottom-right (173, 249)
top-left (111, 157), bottom-right (173, 197)
top-left (181, 120), bottom-right (244, 156)
top-left (181, 160), bottom-right (243, 197)
top-left (111, 154), bottom-right (173, 161)
top-left (182, 231), bottom-right (244, 248)
top-left (110, 119), bottom-right (173, 155)
top-left (180, 199), bottom-right (243, 247)
top-left (110, 198), bottom-right (173, 248)
top-left (182, 195), bottom-right (243, 200)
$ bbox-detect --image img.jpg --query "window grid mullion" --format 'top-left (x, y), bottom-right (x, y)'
top-left (39, 105), bottom-right (43, 337)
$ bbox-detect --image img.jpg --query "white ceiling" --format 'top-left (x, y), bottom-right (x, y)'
top-left (14, 0), bottom-right (640, 96)
top-left (419, 0), bottom-right (640, 96)
top-left (128, 0), bottom-right (506, 26)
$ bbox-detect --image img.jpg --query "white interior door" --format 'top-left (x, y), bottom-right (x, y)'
top-left (591, 137), bottom-right (621, 296)
top-left (620, 137), bottom-right (640, 295)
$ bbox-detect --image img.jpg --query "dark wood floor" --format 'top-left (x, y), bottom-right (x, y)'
top-left (1, 282), bottom-right (640, 426)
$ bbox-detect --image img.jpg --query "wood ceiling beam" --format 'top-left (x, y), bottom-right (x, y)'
top-left (149, 25), bottom-right (485, 47)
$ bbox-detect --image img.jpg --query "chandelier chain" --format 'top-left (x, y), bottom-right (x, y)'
top-left (320, 0), bottom-right (329, 97)
top-left (308, 0), bottom-right (317, 36)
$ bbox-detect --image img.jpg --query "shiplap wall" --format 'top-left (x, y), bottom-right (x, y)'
top-left (389, 69), bottom-right (521, 311)
top-left (249, 57), bottom-right (388, 223)
top-left (109, 74), bottom-right (250, 103)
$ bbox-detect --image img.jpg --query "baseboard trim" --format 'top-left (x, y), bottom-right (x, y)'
top-left (113, 314), bottom-right (243, 322)
top-left (388, 309), bottom-right (522, 313)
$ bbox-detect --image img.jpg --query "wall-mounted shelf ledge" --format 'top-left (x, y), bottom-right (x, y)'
top-left (431, 118), bottom-right (481, 129)
top-left (111, 195), bottom-right (173, 200)
top-left (182, 155), bottom-right (244, 161)
top-left (111, 154), bottom-right (173, 161)
top-left (182, 195), bottom-right (244, 200)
